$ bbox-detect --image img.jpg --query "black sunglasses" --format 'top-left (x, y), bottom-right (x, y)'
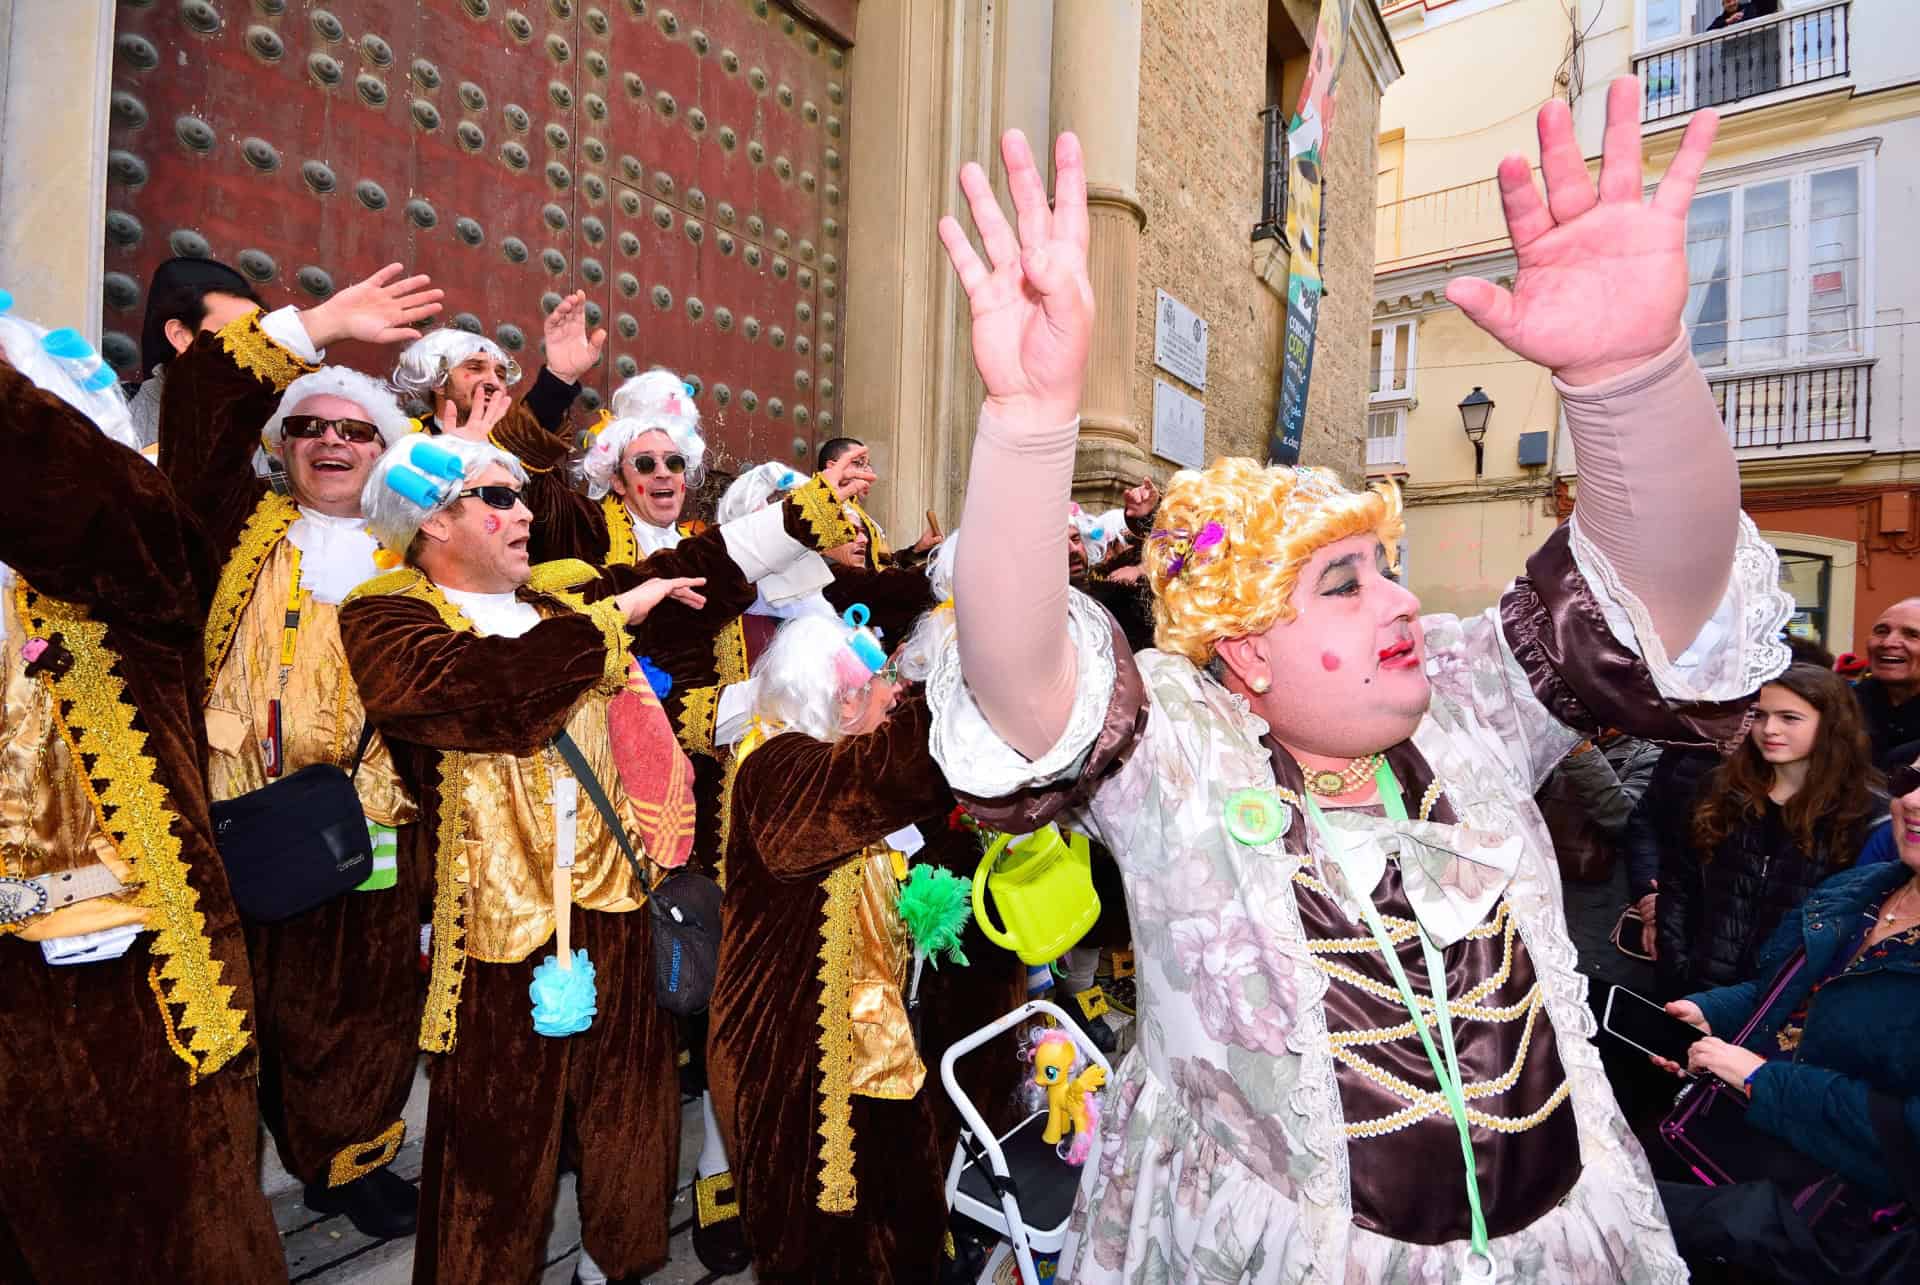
top-left (1890, 764), bottom-right (1920, 799)
top-left (456, 485), bottom-right (524, 510)
top-left (630, 452), bottom-right (687, 476)
top-left (283, 414), bottom-right (384, 445)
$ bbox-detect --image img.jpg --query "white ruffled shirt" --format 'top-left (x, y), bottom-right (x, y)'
top-left (439, 587), bottom-right (541, 638)
top-left (287, 507), bottom-right (381, 604)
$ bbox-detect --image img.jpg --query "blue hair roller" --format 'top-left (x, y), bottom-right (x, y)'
top-left (0, 289), bottom-right (13, 314)
top-left (1089, 526), bottom-right (1105, 541)
top-left (409, 438), bottom-right (467, 482)
top-left (385, 465), bottom-right (449, 508)
top-left (841, 603), bottom-right (887, 674)
top-left (41, 327), bottom-right (118, 392)
top-left (778, 470), bottom-right (799, 489)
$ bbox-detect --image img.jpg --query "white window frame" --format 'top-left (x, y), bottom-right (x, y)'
top-left (1366, 406), bottom-right (1408, 471)
top-left (1369, 319), bottom-right (1417, 404)
top-left (1676, 143), bottom-right (1876, 374)
top-left (1635, 0), bottom-right (1828, 53)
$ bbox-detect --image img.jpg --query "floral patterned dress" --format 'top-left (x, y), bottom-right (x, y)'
top-left (927, 516), bottom-right (1791, 1283)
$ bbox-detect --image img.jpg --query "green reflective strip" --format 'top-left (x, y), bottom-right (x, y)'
top-left (356, 822), bottom-right (399, 892)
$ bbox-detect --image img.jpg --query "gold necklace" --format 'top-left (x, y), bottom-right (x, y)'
top-left (1298, 753), bottom-right (1386, 798)
top-left (1882, 882), bottom-right (1920, 924)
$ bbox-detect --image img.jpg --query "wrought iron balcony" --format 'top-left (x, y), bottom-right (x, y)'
top-left (1252, 105), bottom-right (1290, 245)
top-left (1709, 358), bottom-right (1871, 450)
top-left (1635, 2), bottom-right (1851, 125)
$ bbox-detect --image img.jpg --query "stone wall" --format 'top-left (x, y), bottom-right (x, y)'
top-left (1127, 0), bottom-right (1378, 491)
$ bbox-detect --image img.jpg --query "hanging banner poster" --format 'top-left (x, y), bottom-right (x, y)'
top-left (1268, 0), bottom-right (1357, 465)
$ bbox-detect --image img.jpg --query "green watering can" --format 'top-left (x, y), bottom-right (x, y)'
top-left (971, 825), bottom-right (1101, 966)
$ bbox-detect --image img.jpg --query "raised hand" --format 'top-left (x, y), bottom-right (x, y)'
top-left (1446, 77), bottom-right (1718, 387)
top-left (1123, 476), bottom-right (1159, 521)
top-left (543, 289), bottom-right (607, 383)
top-left (437, 385), bottom-right (510, 443)
top-left (616, 576), bottom-right (708, 624)
top-left (937, 130), bottom-right (1094, 427)
top-left (303, 263), bottom-right (444, 348)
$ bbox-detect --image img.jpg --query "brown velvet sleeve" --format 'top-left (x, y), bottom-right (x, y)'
top-left (340, 591), bottom-right (617, 755)
top-left (736, 695), bottom-right (954, 881)
top-left (1501, 523), bottom-right (1754, 752)
top-left (955, 614), bottom-right (1151, 833)
top-left (0, 359), bottom-right (217, 634)
top-left (491, 402), bottom-right (613, 566)
top-left (824, 564), bottom-right (935, 645)
top-left (155, 308), bottom-right (314, 555)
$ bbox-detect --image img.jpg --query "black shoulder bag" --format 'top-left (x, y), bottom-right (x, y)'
top-left (552, 731), bottom-right (722, 1016)
top-left (213, 723), bottom-right (378, 922)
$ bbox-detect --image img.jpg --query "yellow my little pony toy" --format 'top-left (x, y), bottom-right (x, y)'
top-left (1032, 1029), bottom-right (1105, 1164)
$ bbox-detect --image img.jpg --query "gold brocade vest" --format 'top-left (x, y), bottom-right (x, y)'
top-left (203, 505), bottom-right (414, 826)
top-left (847, 845), bottom-right (925, 1099)
top-left (0, 588), bottom-right (146, 941)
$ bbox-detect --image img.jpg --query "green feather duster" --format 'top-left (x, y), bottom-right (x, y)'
top-left (897, 866), bottom-right (971, 968)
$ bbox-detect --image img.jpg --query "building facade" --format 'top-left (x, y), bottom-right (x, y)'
top-left (1374, 0), bottom-right (1920, 653)
top-left (0, 0), bottom-right (1397, 539)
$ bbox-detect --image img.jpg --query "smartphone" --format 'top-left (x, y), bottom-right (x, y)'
top-left (1602, 985), bottom-right (1704, 1064)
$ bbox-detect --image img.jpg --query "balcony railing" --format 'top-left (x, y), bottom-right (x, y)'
top-left (1252, 105), bottom-right (1289, 245)
top-left (1374, 171), bottom-right (1532, 269)
top-left (1709, 358), bottom-right (1871, 450)
top-left (1635, 1), bottom-right (1851, 125)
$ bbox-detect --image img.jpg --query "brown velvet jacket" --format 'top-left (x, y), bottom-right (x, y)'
top-left (0, 358), bottom-right (256, 1080)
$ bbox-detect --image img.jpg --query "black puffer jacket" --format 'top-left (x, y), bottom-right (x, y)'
top-left (1657, 793), bottom-right (1889, 995)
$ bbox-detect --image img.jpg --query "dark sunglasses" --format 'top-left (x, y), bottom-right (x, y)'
top-left (1890, 764), bottom-right (1920, 799)
top-left (456, 485), bottom-right (524, 510)
top-left (630, 452), bottom-right (687, 476)
top-left (282, 414), bottom-right (384, 445)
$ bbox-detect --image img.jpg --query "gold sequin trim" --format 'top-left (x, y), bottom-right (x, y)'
top-left (526, 558), bottom-right (599, 593)
top-left (792, 474), bottom-right (858, 551)
top-left (19, 582), bottom-right (250, 1081)
top-left (694, 1172), bottom-right (740, 1226)
top-left (603, 495), bottom-right (638, 567)
top-left (584, 597), bottom-right (633, 695)
top-left (420, 751), bottom-right (472, 1052)
top-left (813, 858), bottom-right (863, 1213)
top-left (713, 614), bottom-right (748, 688)
top-left (216, 308), bottom-right (318, 389)
top-left (1417, 780), bottom-right (1444, 822)
top-left (203, 492), bottom-right (299, 685)
top-left (326, 1119), bottom-right (406, 1187)
top-left (675, 684), bottom-right (720, 759)
top-left (344, 566), bottom-right (471, 631)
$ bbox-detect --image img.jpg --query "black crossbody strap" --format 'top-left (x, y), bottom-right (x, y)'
top-left (348, 721), bottom-right (378, 779)
top-left (551, 730), bottom-right (647, 886)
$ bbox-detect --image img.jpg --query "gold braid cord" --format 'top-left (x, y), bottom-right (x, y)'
top-left (602, 495), bottom-right (638, 566)
top-left (216, 308), bottom-right (319, 389)
top-left (17, 582), bottom-right (250, 1081)
top-left (813, 858), bottom-right (864, 1213)
top-left (420, 751), bottom-right (471, 1052)
top-left (674, 685), bottom-right (720, 759)
top-left (790, 474), bottom-right (859, 551)
top-left (203, 492), bottom-right (298, 685)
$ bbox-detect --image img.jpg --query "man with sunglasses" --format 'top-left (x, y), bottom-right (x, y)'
top-left (395, 289), bottom-right (605, 446)
top-left (157, 262), bottom-right (445, 1240)
top-left (342, 431), bottom-right (843, 1285)
top-left (817, 436), bottom-right (944, 571)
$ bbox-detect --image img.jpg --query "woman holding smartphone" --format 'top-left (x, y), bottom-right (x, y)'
top-left (1657, 662), bottom-right (1888, 995)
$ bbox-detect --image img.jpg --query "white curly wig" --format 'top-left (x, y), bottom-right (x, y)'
top-left (260, 366), bottom-right (413, 459)
top-left (751, 612), bottom-right (882, 744)
top-left (360, 434), bottom-right (527, 558)
top-left (0, 314), bottom-right (137, 453)
top-left (717, 460), bottom-right (805, 525)
top-left (579, 368), bottom-right (707, 498)
top-left (390, 329), bottom-right (523, 397)
top-left (895, 531), bottom-right (960, 684)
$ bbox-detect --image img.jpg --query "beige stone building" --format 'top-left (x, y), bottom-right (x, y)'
top-left (1, 0), bottom-right (1397, 534)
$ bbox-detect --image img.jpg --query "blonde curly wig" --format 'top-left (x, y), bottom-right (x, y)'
top-left (1146, 459), bottom-right (1404, 665)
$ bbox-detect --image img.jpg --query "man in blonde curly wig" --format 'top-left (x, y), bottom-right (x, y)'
top-left (927, 83), bottom-right (1795, 1284)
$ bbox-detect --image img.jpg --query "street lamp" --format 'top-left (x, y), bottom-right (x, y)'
top-left (1458, 385), bottom-right (1494, 478)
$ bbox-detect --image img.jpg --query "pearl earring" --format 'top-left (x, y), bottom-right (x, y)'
top-left (1250, 676), bottom-right (1271, 694)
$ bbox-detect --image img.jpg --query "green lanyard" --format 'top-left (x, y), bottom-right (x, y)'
top-left (1303, 759), bottom-right (1495, 1276)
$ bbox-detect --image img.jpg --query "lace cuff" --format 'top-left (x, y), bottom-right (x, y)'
top-left (927, 590), bottom-right (1119, 800)
top-left (1569, 510), bottom-right (1791, 704)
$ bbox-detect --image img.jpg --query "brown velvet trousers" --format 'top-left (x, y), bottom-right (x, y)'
top-left (413, 908), bottom-right (677, 1285)
top-left (246, 857), bottom-right (422, 1189)
top-left (0, 937), bottom-right (286, 1284)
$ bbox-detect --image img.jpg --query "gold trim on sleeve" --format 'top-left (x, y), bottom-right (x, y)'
top-left (527, 558), bottom-right (599, 594)
top-left (602, 495), bottom-right (638, 567)
top-left (419, 751), bottom-right (471, 1053)
top-left (713, 615), bottom-right (749, 687)
top-left (791, 474), bottom-right (858, 551)
top-left (675, 684), bottom-right (720, 759)
top-left (216, 308), bottom-right (319, 389)
top-left (813, 857), bottom-right (863, 1213)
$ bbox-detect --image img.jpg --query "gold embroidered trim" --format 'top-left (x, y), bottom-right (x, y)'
top-left (203, 492), bottom-right (299, 685)
top-left (850, 498), bottom-right (892, 568)
top-left (584, 598), bottom-right (633, 695)
top-left (675, 684), bottom-right (720, 759)
top-left (527, 558), bottom-right (599, 593)
top-left (344, 566), bottom-right (471, 631)
top-left (326, 1119), bottom-right (406, 1187)
top-left (813, 857), bottom-right (863, 1213)
top-left (603, 494), bottom-right (638, 566)
top-left (18, 582), bottom-right (250, 1081)
top-left (420, 751), bottom-right (472, 1052)
top-left (216, 308), bottom-right (318, 389)
top-left (713, 614), bottom-right (749, 687)
top-left (694, 1172), bottom-right (740, 1226)
top-left (1417, 780), bottom-right (1444, 822)
top-left (792, 474), bottom-right (858, 551)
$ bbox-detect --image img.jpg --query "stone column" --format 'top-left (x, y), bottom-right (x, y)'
top-left (1051, 0), bottom-right (1150, 505)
